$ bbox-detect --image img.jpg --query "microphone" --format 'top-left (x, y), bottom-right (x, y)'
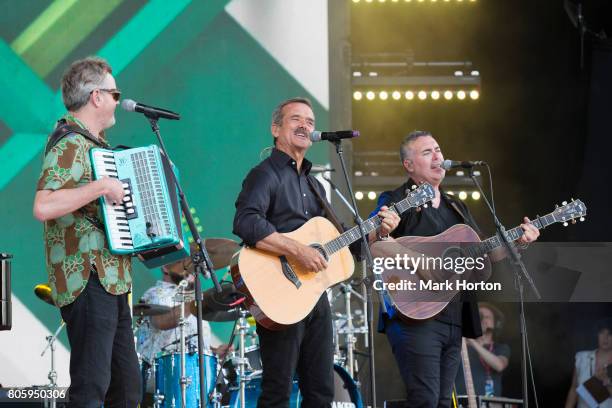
top-left (440, 159), bottom-right (487, 170)
top-left (121, 99), bottom-right (180, 120)
top-left (310, 130), bottom-right (359, 143)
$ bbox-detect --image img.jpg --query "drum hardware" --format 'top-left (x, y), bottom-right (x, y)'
top-left (40, 321), bottom-right (65, 408)
top-left (174, 279), bottom-right (191, 408)
top-left (134, 302), bottom-right (173, 317)
top-left (331, 282), bottom-right (368, 379)
top-left (235, 308), bottom-right (252, 408)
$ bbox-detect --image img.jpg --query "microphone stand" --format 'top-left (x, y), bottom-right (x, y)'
top-left (467, 166), bottom-right (540, 408)
top-left (145, 114), bottom-right (222, 408)
top-left (330, 138), bottom-right (387, 407)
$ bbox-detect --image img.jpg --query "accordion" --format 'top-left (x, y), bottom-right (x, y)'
top-left (90, 145), bottom-right (189, 268)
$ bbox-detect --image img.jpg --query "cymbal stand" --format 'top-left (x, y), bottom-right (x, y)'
top-left (175, 281), bottom-right (190, 408)
top-left (235, 309), bottom-right (251, 408)
top-left (41, 321), bottom-right (65, 408)
top-left (333, 283), bottom-right (367, 379)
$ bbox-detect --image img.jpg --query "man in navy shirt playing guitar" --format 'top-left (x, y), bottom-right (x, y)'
top-left (372, 130), bottom-right (539, 408)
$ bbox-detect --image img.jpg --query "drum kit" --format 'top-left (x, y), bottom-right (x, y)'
top-left (34, 238), bottom-right (367, 408)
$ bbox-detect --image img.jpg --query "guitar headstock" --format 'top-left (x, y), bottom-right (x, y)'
top-left (407, 183), bottom-right (435, 208)
top-left (552, 199), bottom-right (587, 227)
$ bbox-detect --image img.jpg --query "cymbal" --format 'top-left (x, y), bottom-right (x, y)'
top-left (200, 238), bottom-right (240, 270)
top-left (34, 284), bottom-right (54, 306)
top-left (201, 309), bottom-right (242, 322)
top-left (190, 283), bottom-right (246, 321)
top-left (133, 303), bottom-right (172, 317)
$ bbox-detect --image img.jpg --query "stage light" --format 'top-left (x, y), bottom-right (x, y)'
top-left (355, 171), bottom-right (363, 176)
top-left (353, 0), bottom-right (360, 2)
top-left (454, 70), bottom-right (464, 76)
top-left (472, 191), bottom-right (481, 200)
top-left (353, 71), bottom-right (362, 77)
top-left (456, 171), bottom-right (464, 176)
top-left (431, 90), bottom-right (440, 100)
top-left (470, 70), bottom-right (480, 76)
top-left (370, 171), bottom-right (379, 176)
top-left (470, 90), bottom-right (479, 100)
top-left (418, 90), bottom-right (427, 100)
top-left (392, 91), bottom-right (401, 100)
top-left (353, 91), bottom-right (363, 101)
top-left (366, 91), bottom-right (375, 100)
top-left (368, 72), bottom-right (378, 77)
top-left (444, 90), bottom-right (453, 100)
top-left (457, 90), bottom-right (466, 100)
top-left (405, 91), bottom-right (415, 100)
top-left (379, 91), bottom-right (389, 100)
top-left (368, 191), bottom-right (377, 200)
top-left (459, 191), bottom-right (467, 200)
top-left (356, 191), bottom-right (364, 200)
top-left (447, 191), bottom-right (455, 195)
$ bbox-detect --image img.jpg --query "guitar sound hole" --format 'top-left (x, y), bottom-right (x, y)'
top-left (310, 243), bottom-right (329, 262)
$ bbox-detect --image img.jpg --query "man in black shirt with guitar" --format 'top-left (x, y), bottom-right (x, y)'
top-left (371, 130), bottom-right (539, 407)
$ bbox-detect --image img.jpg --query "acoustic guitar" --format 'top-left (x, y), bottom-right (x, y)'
top-left (231, 183), bottom-right (435, 329)
top-left (371, 199), bottom-right (587, 321)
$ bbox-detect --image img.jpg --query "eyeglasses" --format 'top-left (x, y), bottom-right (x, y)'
top-left (91, 88), bottom-right (121, 102)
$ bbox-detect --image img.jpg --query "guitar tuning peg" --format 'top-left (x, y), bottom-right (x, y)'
top-left (555, 204), bottom-right (559, 209)
top-left (571, 219), bottom-right (576, 224)
top-left (571, 198), bottom-right (575, 201)
top-left (562, 201), bottom-right (568, 206)
top-left (580, 217), bottom-right (585, 222)
top-left (423, 204), bottom-right (428, 208)
top-left (411, 185), bottom-right (417, 190)
top-left (563, 222), bottom-right (568, 227)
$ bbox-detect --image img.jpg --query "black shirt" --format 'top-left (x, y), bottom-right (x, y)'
top-left (375, 180), bottom-right (483, 329)
top-left (233, 149), bottom-right (327, 246)
top-left (455, 342), bottom-right (511, 396)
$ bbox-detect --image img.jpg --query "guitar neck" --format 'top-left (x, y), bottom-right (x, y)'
top-left (322, 191), bottom-right (421, 256)
top-left (468, 212), bottom-right (556, 258)
top-left (461, 338), bottom-right (478, 408)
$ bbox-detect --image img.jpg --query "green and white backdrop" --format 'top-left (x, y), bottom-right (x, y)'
top-left (0, 0), bottom-right (330, 386)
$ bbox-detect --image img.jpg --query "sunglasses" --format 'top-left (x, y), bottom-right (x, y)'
top-left (91, 88), bottom-right (121, 102)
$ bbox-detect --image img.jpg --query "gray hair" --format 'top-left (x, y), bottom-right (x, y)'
top-left (270, 97), bottom-right (313, 146)
top-left (271, 97), bottom-right (313, 126)
top-left (61, 57), bottom-right (113, 111)
top-left (399, 130), bottom-right (432, 162)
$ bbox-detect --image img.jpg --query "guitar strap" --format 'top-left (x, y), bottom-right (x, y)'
top-left (306, 175), bottom-right (344, 234)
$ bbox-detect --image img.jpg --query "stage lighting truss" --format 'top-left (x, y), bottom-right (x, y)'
top-left (353, 0), bottom-right (476, 3)
top-left (352, 57), bottom-right (481, 102)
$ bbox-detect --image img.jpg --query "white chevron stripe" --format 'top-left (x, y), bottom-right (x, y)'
top-left (0, 296), bottom-right (70, 386)
top-left (225, 0), bottom-right (329, 109)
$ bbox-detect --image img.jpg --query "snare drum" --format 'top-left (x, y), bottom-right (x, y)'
top-left (154, 352), bottom-right (218, 407)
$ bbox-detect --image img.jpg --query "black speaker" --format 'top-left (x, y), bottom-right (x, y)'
top-left (0, 253), bottom-right (12, 331)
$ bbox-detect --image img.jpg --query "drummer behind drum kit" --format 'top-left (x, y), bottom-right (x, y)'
top-left (33, 239), bottom-right (365, 408)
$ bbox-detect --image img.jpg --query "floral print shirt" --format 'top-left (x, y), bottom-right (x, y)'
top-left (36, 121), bottom-right (132, 307)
